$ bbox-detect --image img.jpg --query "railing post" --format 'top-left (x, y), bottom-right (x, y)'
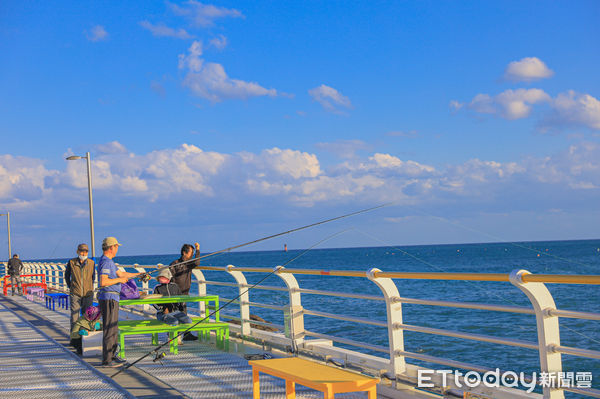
top-left (274, 266), bottom-right (305, 349)
top-left (226, 265), bottom-right (251, 337)
top-left (367, 268), bottom-right (407, 378)
top-left (46, 264), bottom-right (55, 290)
top-left (192, 269), bottom-right (207, 318)
top-left (57, 264), bottom-right (67, 292)
top-left (510, 269), bottom-right (564, 399)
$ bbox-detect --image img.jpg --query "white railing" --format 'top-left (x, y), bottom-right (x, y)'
top-left (2, 261), bottom-right (599, 399)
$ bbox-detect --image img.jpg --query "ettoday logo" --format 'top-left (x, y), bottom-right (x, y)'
top-left (417, 369), bottom-right (593, 393)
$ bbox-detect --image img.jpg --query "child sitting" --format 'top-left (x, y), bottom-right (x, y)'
top-left (153, 269), bottom-right (197, 341)
top-left (70, 305), bottom-right (102, 355)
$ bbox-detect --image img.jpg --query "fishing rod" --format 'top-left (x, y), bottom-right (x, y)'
top-left (105, 202), bottom-right (392, 288)
top-left (110, 229), bottom-right (351, 378)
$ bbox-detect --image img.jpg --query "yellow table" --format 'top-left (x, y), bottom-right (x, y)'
top-left (249, 357), bottom-right (379, 399)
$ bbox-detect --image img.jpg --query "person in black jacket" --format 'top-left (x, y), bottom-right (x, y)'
top-left (7, 254), bottom-right (24, 295)
top-left (169, 242), bottom-right (200, 309)
top-left (153, 268), bottom-right (195, 333)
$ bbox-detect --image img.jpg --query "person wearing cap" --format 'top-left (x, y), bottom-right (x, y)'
top-left (97, 236), bottom-right (141, 367)
top-left (65, 243), bottom-right (96, 348)
top-left (153, 268), bottom-right (194, 329)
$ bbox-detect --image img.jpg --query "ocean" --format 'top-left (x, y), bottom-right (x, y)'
top-left (49, 239), bottom-right (600, 391)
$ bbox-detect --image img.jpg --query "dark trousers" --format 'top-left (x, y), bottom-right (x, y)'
top-left (10, 275), bottom-right (22, 295)
top-left (100, 299), bottom-right (119, 364)
top-left (181, 287), bottom-right (189, 313)
top-left (70, 293), bottom-right (93, 328)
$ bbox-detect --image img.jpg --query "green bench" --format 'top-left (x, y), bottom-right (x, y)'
top-left (118, 317), bottom-right (229, 358)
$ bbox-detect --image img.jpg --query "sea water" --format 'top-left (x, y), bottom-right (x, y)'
top-left (49, 239), bottom-right (600, 391)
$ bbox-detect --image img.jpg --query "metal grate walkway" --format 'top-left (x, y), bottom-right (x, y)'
top-left (2, 295), bottom-right (374, 398)
top-left (0, 300), bottom-right (132, 399)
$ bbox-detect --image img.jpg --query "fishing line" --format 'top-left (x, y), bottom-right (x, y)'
top-left (408, 206), bottom-right (594, 268)
top-left (48, 231), bottom-right (69, 260)
top-left (354, 228), bottom-right (600, 347)
top-left (392, 206), bottom-right (600, 346)
top-left (110, 228), bottom-right (353, 378)
top-left (102, 202), bottom-right (393, 290)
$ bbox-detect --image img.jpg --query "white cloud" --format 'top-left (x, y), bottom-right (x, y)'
top-left (243, 148), bottom-right (322, 179)
top-left (308, 84), bottom-right (352, 113)
top-left (179, 40), bottom-right (205, 71)
top-left (468, 88), bottom-right (551, 119)
top-left (209, 34), bottom-right (228, 50)
top-left (526, 142), bottom-right (600, 188)
top-left (4, 142), bottom-right (600, 233)
top-left (179, 41), bottom-right (277, 102)
top-left (120, 176), bottom-right (148, 192)
top-left (139, 21), bottom-right (193, 39)
top-left (5, 142), bottom-right (600, 257)
top-left (168, 1), bottom-right (243, 27)
top-left (0, 155), bottom-right (56, 206)
top-left (361, 153), bottom-right (436, 177)
top-left (85, 25), bottom-right (108, 42)
top-left (504, 57), bottom-right (554, 82)
top-left (544, 90), bottom-right (600, 130)
top-left (142, 143), bottom-right (228, 195)
top-left (449, 100), bottom-right (464, 111)
top-left (96, 141), bottom-right (128, 155)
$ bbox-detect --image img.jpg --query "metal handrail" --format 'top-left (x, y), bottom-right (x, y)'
top-left (12, 261), bottom-right (600, 399)
top-left (195, 265), bottom-right (600, 284)
top-left (548, 308), bottom-right (600, 321)
top-left (304, 330), bottom-right (389, 353)
top-left (552, 345), bottom-right (600, 360)
top-left (219, 297), bottom-right (286, 311)
top-left (393, 322), bottom-right (539, 350)
top-left (303, 308), bottom-right (388, 327)
top-left (297, 288), bottom-right (384, 301)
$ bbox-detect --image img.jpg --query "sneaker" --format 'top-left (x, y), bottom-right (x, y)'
top-left (113, 356), bottom-right (127, 364)
top-left (183, 333), bottom-right (198, 341)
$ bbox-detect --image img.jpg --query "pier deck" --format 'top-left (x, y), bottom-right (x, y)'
top-left (0, 295), bottom-right (383, 398)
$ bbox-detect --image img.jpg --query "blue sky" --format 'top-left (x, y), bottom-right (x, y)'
top-left (1, 1), bottom-right (599, 259)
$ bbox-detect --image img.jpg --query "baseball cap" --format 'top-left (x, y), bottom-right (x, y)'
top-left (102, 237), bottom-right (122, 247)
top-left (77, 243), bottom-right (89, 252)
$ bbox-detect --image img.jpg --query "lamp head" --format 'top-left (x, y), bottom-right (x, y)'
top-left (66, 155), bottom-right (83, 160)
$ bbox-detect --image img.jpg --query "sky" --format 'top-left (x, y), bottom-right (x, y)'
top-left (1, 1), bottom-right (599, 259)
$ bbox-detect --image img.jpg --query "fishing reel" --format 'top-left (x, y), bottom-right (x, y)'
top-left (138, 273), bottom-right (152, 283)
top-left (153, 351), bottom-right (166, 364)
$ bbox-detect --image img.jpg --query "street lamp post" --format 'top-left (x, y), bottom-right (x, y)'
top-left (66, 152), bottom-right (96, 258)
top-left (0, 212), bottom-right (11, 260)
